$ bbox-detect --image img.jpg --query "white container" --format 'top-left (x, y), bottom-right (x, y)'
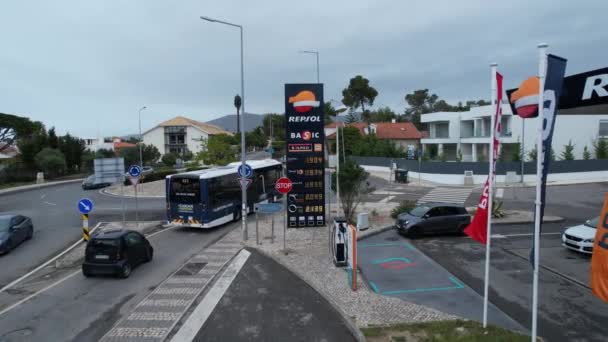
top-left (357, 212), bottom-right (370, 231)
top-left (36, 172), bottom-right (45, 184)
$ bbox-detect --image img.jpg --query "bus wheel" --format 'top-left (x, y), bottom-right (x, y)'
top-left (234, 209), bottom-right (241, 222)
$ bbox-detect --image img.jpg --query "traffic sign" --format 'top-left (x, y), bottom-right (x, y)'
top-left (254, 203), bottom-right (283, 214)
top-left (128, 165), bottom-right (141, 177)
top-left (78, 198), bottom-right (94, 214)
top-left (275, 177), bottom-right (293, 194)
top-left (238, 164), bottom-right (253, 178)
top-left (238, 177), bottom-right (253, 189)
top-left (128, 176), bottom-right (140, 186)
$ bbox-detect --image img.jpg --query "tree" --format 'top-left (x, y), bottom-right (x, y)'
top-left (58, 134), bottom-right (86, 173)
top-left (48, 127), bottom-right (59, 149)
top-left (404, 89), bottom-right (438, 129)
top-left (120, 144), bottom-right (160, 166)
top-left (341, 75), bottom-right (378, 121)
top-left (0, 113), bottom-right (34, 152)
top-left (368, 106), bottom-right (396, 123)
top-left (560, 140), bottom-right (575, 160)
top-left (262, 114), bottom-right (285, 141)
top-left (336, 126), bottom-right (363, 155)
top-left (323, 102), bottom-right (340, 123)
top-left (246, 127), bottom-right (267, 150)
top-left (234, 94), bottom-right (242, 134)
top-left (583, 145), bottom-right (591, 160)
top-left (593, 138), bottom-right (608, 159)
top-left (95, 148), bottom-right (115, 158)
top-left (511, 142), bottom-right (522, 162)
top-left (119, 147), bottom-right (140, 167)
top-left (330, 159), bottom-right (373, 223)
top-left (529, 145), bottom-right (556, 161)
top-left (17, 121), bottom-right (47, 170)
top-left (197, 133), bottom-right (238, 166)
top-left (35, 148), bottom-right (66, 178)
top-left (344, 110), bottom-right (359, 124)
top-left (161, 153), bottom-right (178, 167)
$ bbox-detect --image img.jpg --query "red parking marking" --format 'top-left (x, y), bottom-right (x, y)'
top-left (380, 261), bottom-right (416, 269)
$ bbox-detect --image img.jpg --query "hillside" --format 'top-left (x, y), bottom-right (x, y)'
top-left (206, 113), bottom-right (265, 132)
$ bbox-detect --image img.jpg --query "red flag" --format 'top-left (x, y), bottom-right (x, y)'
top-left (464, 72), bottom-right (503, 244)
top-left (591, 193), bottom-right (608, 302)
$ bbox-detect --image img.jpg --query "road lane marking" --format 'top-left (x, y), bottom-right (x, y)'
top-left (0, 269), bottom-right (80, 317)
top-left (169, 249), bottom-right (251, 342)
top-left (491, 232), bottom-right (562, 239)
top-left (0, 223), bottom-right (180, 317)
top-left (40, 194), bottom-right (46, 200)
top-left (379, 195), bottom-right (395, 203)
top-left (43, 201), bottom-right (56, 206)
top-left (0, 222), bottom-right (104, 294)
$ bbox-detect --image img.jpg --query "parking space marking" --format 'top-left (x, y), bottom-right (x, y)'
top-left (379, 195), bottom-right (395, 203)
top-left (359, 242), bottom-right (416, 250)
top-left (491, 232), bottom-right (562, 239)
top-left (370, 276), bottom-right (464, 295)
top-left (372, 257), bottom-right (411, 264)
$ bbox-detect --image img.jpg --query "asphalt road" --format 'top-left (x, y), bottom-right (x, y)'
top-left (0, 182), bottom-right (165, 288)
top-left (0, 222), bottom-right (236, 342)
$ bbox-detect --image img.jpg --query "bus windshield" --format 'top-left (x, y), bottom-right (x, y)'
top-left (170, 177), bottom-right (200, 203)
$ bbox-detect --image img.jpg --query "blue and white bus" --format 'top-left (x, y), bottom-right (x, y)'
top-left (165, 159), bottom-right (282, 228)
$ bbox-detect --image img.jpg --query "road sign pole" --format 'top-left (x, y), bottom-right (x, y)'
top-left (284, 196), bottom-right (287, 251)
top-left (271, 212), bottom-right (275, 244)
top-left (82, 214), bottom-right (90, 241)
top-left (121, 180), bottom-right (126, 226)
top-left (135, 184), bottom-right (139, 228)
top-left (255, 212), bottom-right (259, 245)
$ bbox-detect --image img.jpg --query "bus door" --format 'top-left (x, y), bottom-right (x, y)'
top-left (169, 175), bottom-right (203, 225)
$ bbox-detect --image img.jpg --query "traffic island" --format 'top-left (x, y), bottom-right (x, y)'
top-left (242, 213), bottom-right (457, 336)
top-left (361, 319), bottom-right (531, 342)
top-left (465, 208), bottom-right (564, 225)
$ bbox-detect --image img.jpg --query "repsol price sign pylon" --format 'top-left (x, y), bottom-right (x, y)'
top-left (284, 84), bottom-right (325, 228)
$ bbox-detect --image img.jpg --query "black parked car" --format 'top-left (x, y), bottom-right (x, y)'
top-left (396, 203), bottom-right (471, 238)
top-left (82, 175), bottom-right (112, 190)
top-left (0, 214), bottom-right (34, 254)
top-left (82, 229), bottom-right (153, 278)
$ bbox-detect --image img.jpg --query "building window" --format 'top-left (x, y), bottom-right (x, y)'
top-left (600, 120), bottom-right (608, 137)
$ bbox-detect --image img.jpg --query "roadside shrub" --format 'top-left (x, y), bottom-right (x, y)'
top-left (390, 200), bottom-right (417, 219)
top-left (35, 148), bottom-right (66, 178)
top-left (162, 153), bottom-right (178, 167)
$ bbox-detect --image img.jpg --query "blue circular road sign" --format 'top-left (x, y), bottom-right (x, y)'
top-left (238, 164), bottom-right (253, 178)
top-left (128, 165), bottom-right (141, 177)
top-left (78, 198), bottom-right (94, 214)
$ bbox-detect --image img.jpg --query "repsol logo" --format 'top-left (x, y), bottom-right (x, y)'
top-left (582, 74), bottom-right (608, 100)
top-left (288, 116), bottom-right (321, 123)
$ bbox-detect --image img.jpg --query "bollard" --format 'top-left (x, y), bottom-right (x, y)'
top-left (82, 214), bottom-right (90, 241)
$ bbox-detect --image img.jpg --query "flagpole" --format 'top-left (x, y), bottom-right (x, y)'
top-left (483, 63), bottom-right (498, 328)
top-left (532, 42), bottom-right (548, 342)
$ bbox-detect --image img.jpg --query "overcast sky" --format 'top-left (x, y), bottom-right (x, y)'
top-left (1, 0), bottom-right (606, 137)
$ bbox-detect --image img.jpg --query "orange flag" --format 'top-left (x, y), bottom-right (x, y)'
top-left (591, 193), bottom-right (608, 302)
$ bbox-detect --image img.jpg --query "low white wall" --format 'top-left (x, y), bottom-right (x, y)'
top-left (362, 165), bottom-right (608, 186)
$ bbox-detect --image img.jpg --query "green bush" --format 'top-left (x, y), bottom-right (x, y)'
top-left (390, 200), bottom-right (417, 219)
top-left (161, 153), bottom-right (178, 167)
top-left (35, 148), bottom-right (66, 178)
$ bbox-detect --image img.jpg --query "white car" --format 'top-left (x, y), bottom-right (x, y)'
top-left (562, 217), bottom-right (599, 254)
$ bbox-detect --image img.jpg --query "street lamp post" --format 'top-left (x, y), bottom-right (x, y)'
top-left (200, 15), bottom-right (248, 241)
top-left (299, 50), bottom-right (319, 83)
top-left (138, 106), bottom-right (147, 167)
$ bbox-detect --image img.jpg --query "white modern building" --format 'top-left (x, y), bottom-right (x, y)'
top-left (421, 104), bottom-right (608, 161)
top-left (142, 116), bottom-right (232, 156)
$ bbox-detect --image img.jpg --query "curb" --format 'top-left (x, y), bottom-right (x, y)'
top-left (493, 217), bottom-right (565, 225)
top-left (251, 247), bottom-right (367, 342)
top-left (99, 188), bottom-right (165, 199)
top-left (0, 178), bottom-right (84, 196)
top-left (357, 225), bottom-right (395, 241)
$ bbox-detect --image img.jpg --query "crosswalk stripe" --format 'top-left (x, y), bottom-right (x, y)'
top-left (418, 187), bottom-right (473, 205)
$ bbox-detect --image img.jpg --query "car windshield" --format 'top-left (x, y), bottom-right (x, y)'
top-left (584, 217), bottom-right (600, 228)
top-left (0, 217), bottom-right (11, 232)
top-left (89, 239), bottom-right (119, 251)
top-left (409, 206), bottom-right (430, 217)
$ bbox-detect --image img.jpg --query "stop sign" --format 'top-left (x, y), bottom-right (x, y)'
top-left (275, 177), bottom-right (292, 194)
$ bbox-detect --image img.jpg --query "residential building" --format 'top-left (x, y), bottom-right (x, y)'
top-left (325, 120), bottom-right (423, 152)
top-left (142, 116), bottom-right (232, 156)
top-left (0, 144), bottom-right (18, 160)
top-left (421, 104), bottom-right (608, 161)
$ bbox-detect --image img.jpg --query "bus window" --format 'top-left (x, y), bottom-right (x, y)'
top-left (208, 175), bottom-right (240, 207)
top-left (170, 177), bottom-right (200, 204)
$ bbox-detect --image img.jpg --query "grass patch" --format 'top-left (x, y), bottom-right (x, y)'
top-left (361, 320), bottom-right (530, 342)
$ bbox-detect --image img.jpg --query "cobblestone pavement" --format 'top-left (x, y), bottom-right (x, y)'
top-left (99, 229), bottom-right (242, 342)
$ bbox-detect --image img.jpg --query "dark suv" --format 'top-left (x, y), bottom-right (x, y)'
top-left (82, 229), bottom-right (153, 278)
top-left (396, 203), bottom-right (471, 238)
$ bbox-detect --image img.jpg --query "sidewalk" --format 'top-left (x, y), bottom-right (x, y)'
top-left (186, 249), bottom-right (356, 341)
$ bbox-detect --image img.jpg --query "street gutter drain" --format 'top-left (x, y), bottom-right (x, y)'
top-left (176, 262), bottom-right (207, 276)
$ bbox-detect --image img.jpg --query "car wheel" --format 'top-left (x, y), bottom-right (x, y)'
top-left (457, 224), bottom-right (467, 235)
top-left (26, 227), bottom-right (34, 240)
top-left (120, 262), bottom-right (132, 278)
top-left (82, 268), bottom-right (92, 278)
top-left (144, 247), bottom-right (153, 263)
top-left (407, 227), bottom-right (421, 239)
